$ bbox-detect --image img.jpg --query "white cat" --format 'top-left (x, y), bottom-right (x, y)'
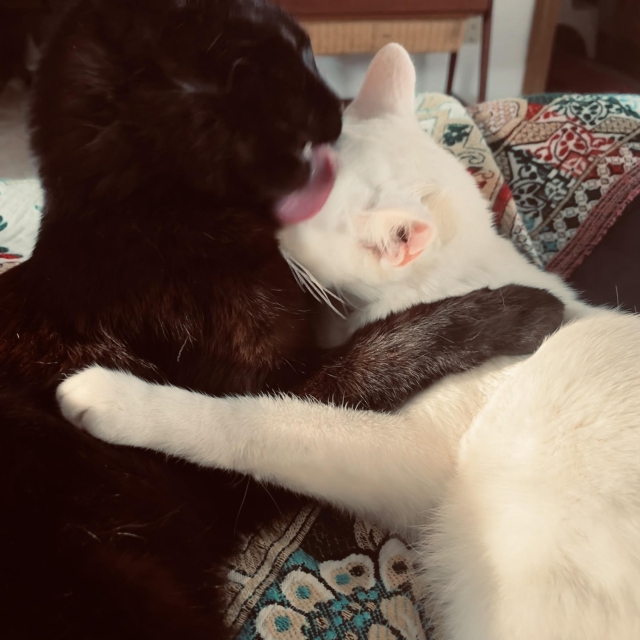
top-left (58, 45), bottom-right (640, 640)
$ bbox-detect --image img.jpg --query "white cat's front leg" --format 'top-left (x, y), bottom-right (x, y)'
top-left (57, 366), bottom-right (237, 462)
top-left (57, 366), bottom-right (439, 530)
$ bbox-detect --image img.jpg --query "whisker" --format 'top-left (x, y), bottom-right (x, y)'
top-left (282, 251), bottom-right (347, 319)
top-left (234, 478), bottom-right (251, 535)
top-left (260, 481), bottom-right (284, 517)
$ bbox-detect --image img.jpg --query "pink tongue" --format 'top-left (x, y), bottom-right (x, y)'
top-left (275, 145), bottom-right (336, 225)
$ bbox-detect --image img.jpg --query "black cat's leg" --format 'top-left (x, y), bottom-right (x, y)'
top-left (292, 285), bottom-right (564, 411)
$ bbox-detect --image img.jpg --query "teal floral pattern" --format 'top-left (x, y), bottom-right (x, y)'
top-left (226, 511), bottom-right (431, 640)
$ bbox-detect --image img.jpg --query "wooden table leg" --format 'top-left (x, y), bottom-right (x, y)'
top-left (446, 50), bottom-right (458, 95)
top-left (479, 7), bottom-right (493, 102)
top-left (522, 0), bottom-right (562, 95)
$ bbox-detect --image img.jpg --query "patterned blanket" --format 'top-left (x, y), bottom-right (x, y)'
top-left (1, 94), bottom-right (640, 639)
top-left (424, 93), bottom-right (640, 278)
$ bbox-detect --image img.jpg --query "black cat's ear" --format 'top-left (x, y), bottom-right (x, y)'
top-left (91, 0), bottom-right (200, 11)
top-left (82, 0), bottom-right (168, 52)
top-left (87, 0), bottom-right (215, 42)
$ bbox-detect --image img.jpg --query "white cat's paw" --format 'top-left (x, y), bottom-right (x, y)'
top-left (57, 366), bottom-right (157, 447)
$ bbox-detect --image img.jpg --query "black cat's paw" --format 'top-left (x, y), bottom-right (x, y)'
top-left (464, 285), bottom-right (565, 356)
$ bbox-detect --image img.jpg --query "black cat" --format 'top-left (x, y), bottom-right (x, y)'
top-left (0, 1), bottom-right (564, 638)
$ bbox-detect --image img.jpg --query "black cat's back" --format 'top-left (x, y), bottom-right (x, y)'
top-left (0, 0), bottom-right (342, 637)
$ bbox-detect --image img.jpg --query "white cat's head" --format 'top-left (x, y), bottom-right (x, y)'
top-left (278, 43), bottom-right (492, 301)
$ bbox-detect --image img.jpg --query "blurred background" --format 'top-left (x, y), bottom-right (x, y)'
top-left (1, 0), bottom-right (639, 103)
top-left (1, 0), bottom-right (639, 176)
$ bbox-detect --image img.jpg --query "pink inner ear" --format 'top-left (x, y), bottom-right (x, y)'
top-left (358, 207), bottom-right (435, 268)
top-left (403, 222), bottom-right (431, 264)
top-left (380, 221), bottom-right (433, 267)
top-left (346, 43), bottom-right (416, 120)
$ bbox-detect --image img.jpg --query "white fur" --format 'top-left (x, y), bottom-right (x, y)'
top-left (424, 314), bottom-right (640, 640)
top-left (57, 44), bottom-right (640, 639)
top-left (278, 75), bottom-right (592, 336)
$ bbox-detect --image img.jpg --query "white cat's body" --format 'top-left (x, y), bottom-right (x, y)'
top-left (425, 315), bottom-right (640, 640)
top-left (58, 45), bottom-right (640, 639)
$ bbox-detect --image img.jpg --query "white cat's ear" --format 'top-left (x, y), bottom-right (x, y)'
top-left (357, 206), bottom-right (436, 268)
top-left (345, 43), bottom-right (416, 120)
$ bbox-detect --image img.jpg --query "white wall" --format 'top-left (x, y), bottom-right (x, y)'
top-left (315, 0), bottom-right (536, 104)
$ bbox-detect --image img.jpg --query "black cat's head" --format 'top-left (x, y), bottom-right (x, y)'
top-left (31, 0), bottom-right (342, 211)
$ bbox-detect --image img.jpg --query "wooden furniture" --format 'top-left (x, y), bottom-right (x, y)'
top-left (2, 0), bottom-right (494, 102)
top-left (522, 0), bottom-right (563, 95)
top-left (599, 0), bottom-right (640, 83)
top-left (274, 0), bottom-right (494, 102)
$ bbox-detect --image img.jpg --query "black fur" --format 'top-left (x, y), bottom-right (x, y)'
top-left (0, 1), bottom-right (564, 637)
top-left (293, 285), bottom-right (565, 411)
